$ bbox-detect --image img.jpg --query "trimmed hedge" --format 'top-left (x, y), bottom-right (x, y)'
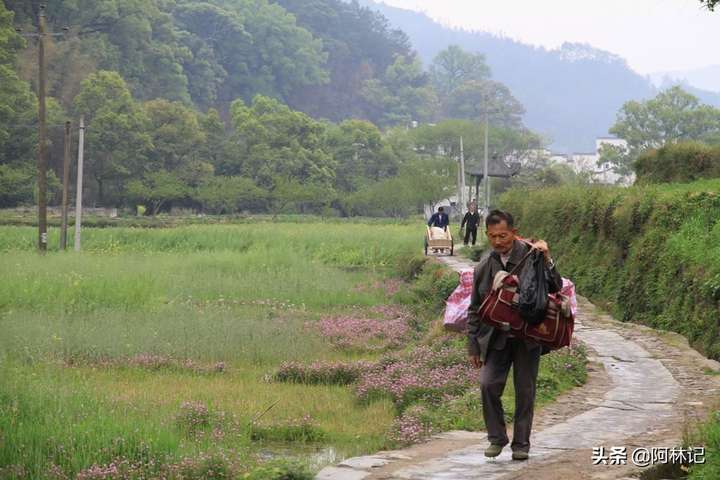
top-left (635, 142), bottom-right (720, 184)
top-left (502, 180), bottom-right (720, 359)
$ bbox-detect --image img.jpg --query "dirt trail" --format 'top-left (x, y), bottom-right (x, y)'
top-left (317, 254), bottom-right (720, 480)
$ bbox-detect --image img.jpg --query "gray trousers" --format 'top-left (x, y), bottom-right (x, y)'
top-left (480, 337), bottom-right (541, 452)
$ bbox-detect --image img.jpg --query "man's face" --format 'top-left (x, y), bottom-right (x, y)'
top-left (486, 221), bottom-right (516, 254)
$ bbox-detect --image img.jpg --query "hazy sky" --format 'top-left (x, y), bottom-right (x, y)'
top-left (377, 0), bottom-right (718, 75)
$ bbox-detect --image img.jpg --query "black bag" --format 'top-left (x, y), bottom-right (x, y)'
top-left (517, 250), bottom-right (551, 325)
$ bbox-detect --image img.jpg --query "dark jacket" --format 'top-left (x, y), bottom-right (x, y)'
top-left (461, 211), bottom-right (480, 230)
top-left (466, 239), bottom-right (562, 362)
top-left (428, 212), bottom-right (449, 229)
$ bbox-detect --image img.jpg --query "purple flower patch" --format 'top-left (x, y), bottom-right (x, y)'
top-left (312, 305), bottom-right (413, 351)
top-left (356, 345), bottom-right (480, 410)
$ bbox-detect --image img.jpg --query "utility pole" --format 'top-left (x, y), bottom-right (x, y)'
top-left (37, 7), bottom-right (48, 252)
top-left (74, 116), bottom-right (85, 252)
top-left (60, 121), bottom-right (71, 250)
top-left (483, 107), bottom-right (490, 220)
top-left (16, 6), bottom-right (69, 252)
top-left (459, 136), bottom-right (466, 210)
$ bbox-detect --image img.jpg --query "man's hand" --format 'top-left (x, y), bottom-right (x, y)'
top-left (469, 355), bottom-right (483, 369)
top-left (531, 240), bottom-right (551, 262)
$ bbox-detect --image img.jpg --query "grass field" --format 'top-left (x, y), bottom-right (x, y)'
top-left (0, 221), bottom-right (587, 479)
top-left (0, 223), bottom-right (423, 477)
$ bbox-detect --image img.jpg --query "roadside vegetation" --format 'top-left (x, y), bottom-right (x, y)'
top-left (501, 178), bottom-right (720, 477)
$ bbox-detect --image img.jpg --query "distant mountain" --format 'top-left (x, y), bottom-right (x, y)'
top-left (356, 0), bottom-right (658, 152)
top-left (650, 65), bottom-right (720, 94)
top-left (654, 79), bottom-right (720, 109)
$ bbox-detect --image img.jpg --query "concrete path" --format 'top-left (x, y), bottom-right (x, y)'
top-left (317, 252), bottom-right (720, 480)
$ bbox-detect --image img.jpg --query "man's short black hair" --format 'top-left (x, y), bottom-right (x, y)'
top-left (438, 206), bottom-right (444, 212)
top-left (485, 209), bottom-right (514, 228)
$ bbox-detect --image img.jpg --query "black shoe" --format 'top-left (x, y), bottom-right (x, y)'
top-left (511, 450), bottom-right (529, 461)
top-left (484, 444), bottom-right (504, 457)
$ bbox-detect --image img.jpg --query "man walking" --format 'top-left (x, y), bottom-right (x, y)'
top-left (460, 203), bottom-right (480, 246)
top-left (466, 209), bottom-right (561, 460)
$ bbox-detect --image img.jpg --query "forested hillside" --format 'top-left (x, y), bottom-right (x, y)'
top-left (356, 0), bottom-right (720, 153)
top-left (2, 0), bottom-right (553, 212)
top-left (4, 0), bottom-right (444, 126)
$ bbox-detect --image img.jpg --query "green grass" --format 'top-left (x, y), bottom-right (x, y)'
top-left (689, 410), bottom-right (720, 479)
top-left (0, 222), bottom-right (420, 478)
top-left (0, 209), bottom-right (422, 229)
top-left (0, 221), bottom-right (588, 478)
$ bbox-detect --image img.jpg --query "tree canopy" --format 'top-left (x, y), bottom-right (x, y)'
top-left (600, 86), bottom-right (720, 178)
top-left (0, 1), bottom-right (544, 215)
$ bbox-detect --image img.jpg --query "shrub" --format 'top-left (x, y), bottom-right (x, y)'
top-left (502, 180), bottom-right (720, 359)
top-left (250, 415), bottom-right (325, 443)
top-left (242, 460), bottom-right (313, 480)
top-left (177, 401), bottom-right (211, 434)
top-left (465, 245), bottom-right (485, 262)
top-left (272, 360), bottom-right (374, 385)
top-left (408, 262), bottom-right (459, 314)
top-left (394, 252), bottom-right (427, 281)
top-left (635, 142), bottom-right (720, 184)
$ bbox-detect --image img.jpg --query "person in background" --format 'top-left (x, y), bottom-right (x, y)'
top-left (427, 206), bottom-right (449, 231)
top-left (461, 202), bottom-right (480, 246)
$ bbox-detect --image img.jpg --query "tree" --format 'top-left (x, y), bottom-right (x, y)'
top-left (198, 108), bottom-right (236, 171)
top-left (325, 119), bottom-right (394, 192)
top-left (361, 55), bottom-right (437, 126)
top-left (0, 164), bottom-right (35, 206)
top-left (511, 160), bottom-right (591, 189)
top-left (610, 86), bottom-right (720, 154)
top-left (126, 170), bottom-right (188, 215)
top-left (445, 80), bottom-right (525, 128)
top-left (73, 70), bottom-right (152, 205)
top-left (43, 0), bottom-right (193, 103)
top-left (209, 0), bottom-right (329, 102)
top-left (172, 2), bottom-right (241, 108)
top-left (343, 156), bottom-right (455, 217)
top-left (430, 45), bottom-right (491, 98)
top-left (277, 0), bottom-right (413, 121)
top-left (269, 176), bottom-right (333, 217)
top-left (0, 3), bottom-right (36, 171)
top-left (194, 176), bottom-right (267, 213)
top-left (411, 119), bottom-right (543, 167)
top-left (228, 95), bottom-right (335, 186)
top-left (143, 99), bottom-right (207, 173)
top-left (606, 86), bottom-right (720, 177)
top-left (596, 143), bottom-right (633, 179)
top-left (700, 0), bottom-right (719, 11)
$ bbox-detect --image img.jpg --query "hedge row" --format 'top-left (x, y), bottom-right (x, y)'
top-left (635, 142), bottom-right (720, 184)
top-left (502, 179), bottom-right (720, 359)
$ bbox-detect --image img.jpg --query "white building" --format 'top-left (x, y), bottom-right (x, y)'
top-left (549, 136), bottom-right (633, 185)
top-left (596, 136), bottom-right (628, 152)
